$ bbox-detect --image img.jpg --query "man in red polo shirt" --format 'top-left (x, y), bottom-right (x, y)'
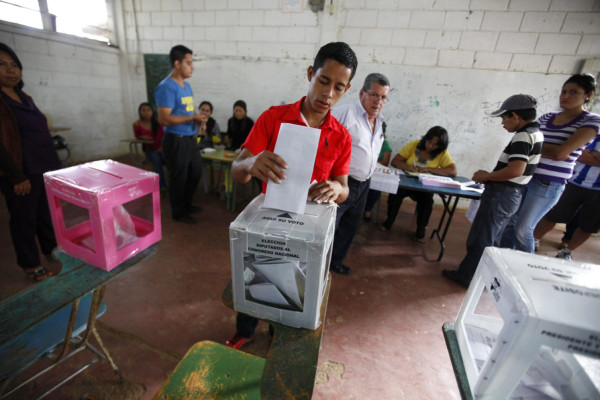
top-left (226, 41), bottom-right (358, 350)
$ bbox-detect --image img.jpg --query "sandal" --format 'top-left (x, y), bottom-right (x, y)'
top-left (25, 266), bottom-right (54, 282)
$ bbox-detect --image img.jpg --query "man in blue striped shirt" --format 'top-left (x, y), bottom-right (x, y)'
top-left (534, 135), bottom-right (600, 260)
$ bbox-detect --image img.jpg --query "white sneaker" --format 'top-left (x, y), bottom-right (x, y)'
top-left (534, 239), bottom-right (540, 252)
top-left (556, 248), bottom-right (572, 261)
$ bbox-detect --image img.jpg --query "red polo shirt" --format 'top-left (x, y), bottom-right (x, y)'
top-left (242, 97), bottom-right (352, 193)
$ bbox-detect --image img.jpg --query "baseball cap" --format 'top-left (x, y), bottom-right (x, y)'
top-left (488, 94), bottom-right (537, 117)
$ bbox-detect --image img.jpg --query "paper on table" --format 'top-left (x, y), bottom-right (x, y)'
top-left (263, 123), bottom-right (321, 214)
top-left (370, 166), bottom-right (402, 194)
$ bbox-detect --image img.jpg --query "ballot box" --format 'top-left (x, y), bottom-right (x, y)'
top-left (229, 194), bottom-right (336, 330)
top-left (44, 160), bottom-right (161, 271)
top-left (454, 247), bottom-right (600, 399)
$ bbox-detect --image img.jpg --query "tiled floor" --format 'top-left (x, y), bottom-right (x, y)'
top-left (1, 164), bottom-right (598, 400)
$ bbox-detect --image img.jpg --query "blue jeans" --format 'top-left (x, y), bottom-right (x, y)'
top-left (455, 182), bottom-right (522, 284)
top-left (145, 150), bottom-right (167, 189)
top-left (500, 177), bottom-right (565, 253)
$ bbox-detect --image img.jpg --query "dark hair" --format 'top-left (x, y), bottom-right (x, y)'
top-left (417, 126), bottom-right (449, 159)
top-left (312, 42), bottom-right (358, 82)
top-left (564, 73), bottom-right (598, 103)
top-left (169, 44), bottom-right (192, 68)
top-left (0, 42), bottom-right (24, 91)
top-left (233, 100), bottom-right (247, 112)
top-left (138, 102), bottom-right (160, 137)
top-left (363, 73), bottom-right (390, 91)
top-left (503, 108), bottom-right (537, 121)
top-left (200, 101), bottom-right (213, 113)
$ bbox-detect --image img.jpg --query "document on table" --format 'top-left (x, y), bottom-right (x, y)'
top-left (370, 166), bottom-right (402, 193)
top-left (263, 123), bottom-right (320, 214)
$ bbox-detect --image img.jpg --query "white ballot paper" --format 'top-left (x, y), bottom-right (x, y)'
top-left (263, 123), bottom-right (320, 214)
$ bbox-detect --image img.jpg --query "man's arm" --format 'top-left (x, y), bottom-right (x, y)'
top-left (157, 107), bottom-right (205, 126)
top-left (231, 148), bottom-right (288, 184)
top-left (307, 175), bottom-right (349, 204)
top-left (577, 148), bottom-right (600, 167)
top-left (541, 127), bottom-right (597, 161)
top-left (472, 159), bottom-right (526, 183)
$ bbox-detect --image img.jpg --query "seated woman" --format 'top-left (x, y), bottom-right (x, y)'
top-left (224, 100), bottom-right (254, 150)
top-left (133, 102), bottom-right (167, 190)
top-left (197, 101), bottom-right (222, 150)
top-left (379, 126), bottom-right (457, 241)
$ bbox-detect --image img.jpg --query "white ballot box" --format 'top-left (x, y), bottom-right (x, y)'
top-left (229, 194), bottom-right (336, 330)
top-left (454, 247), bottom-right (600, 399)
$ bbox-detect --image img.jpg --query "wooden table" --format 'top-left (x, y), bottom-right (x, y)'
top-left (0, 246), bottom-right (156, 399)
top-left (200, 149), bottom-right (239, 212)
top-left (396, 174), bottom-right (482, 261)
top-left (121, 139), bottom-right (154, 165)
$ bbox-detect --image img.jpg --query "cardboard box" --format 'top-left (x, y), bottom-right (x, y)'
top-left (455, 247), bottom-right (600, 399)
top-left (44, 160), bottom-right (161, 271)
top-left (229, 194), bottom-right (336, 330)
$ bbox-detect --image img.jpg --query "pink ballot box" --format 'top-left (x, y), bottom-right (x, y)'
top-left (44, 160), bottom-right (161, 271)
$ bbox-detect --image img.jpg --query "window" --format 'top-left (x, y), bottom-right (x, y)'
top-left (0, 0), bottom-right (113, 44)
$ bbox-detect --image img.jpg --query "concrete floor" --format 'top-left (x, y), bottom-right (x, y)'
top-left (1, 164), bottom-right (598, 400)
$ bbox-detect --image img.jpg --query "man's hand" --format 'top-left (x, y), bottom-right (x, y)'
top-left (472, 170), bottom-right (490, 183)
top-left (308, 180), bottom-right (344, 204)
top-left (194, 113), bottom-right (208, 125)
top-left (250, 151), bottom-right (288, 183)
top-left (14, 179), bottom-right (31, 196)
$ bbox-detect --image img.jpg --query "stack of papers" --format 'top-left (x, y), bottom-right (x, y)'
top-left (418, 174), bottom-right (484, 193)
top-left (419, 174), bottom-right (461, 189)
top-left (370, 166), bottom-right (402, 193)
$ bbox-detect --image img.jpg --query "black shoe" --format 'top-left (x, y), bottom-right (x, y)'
top-left (173, 214), bottom-right (197, 224)
top-left (330, 264), bottom-right (351, 275)
top-left (442, 269), bottom-right (469, 288)
top-left (187, 205), bottom-right (203, 213)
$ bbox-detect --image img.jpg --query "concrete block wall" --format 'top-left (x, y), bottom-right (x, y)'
top-left (2, 0), bottom-right (599, 168)
top-left (119, 0), bottom-right (599, 176)
top-left (0, 23), bottom-right (128, 163)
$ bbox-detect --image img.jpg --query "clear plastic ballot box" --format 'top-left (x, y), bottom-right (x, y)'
top-left (229, 194), bottom-right (336, 330)
top-left (44, 160), bottom-right (161, 271)
top-left (454, 247), bottom-right (600, 399)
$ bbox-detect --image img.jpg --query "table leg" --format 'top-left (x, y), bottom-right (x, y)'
top-left (430, 195), bottom-right (459, 261)
top-left (56, 298), bottom-right (80, 361)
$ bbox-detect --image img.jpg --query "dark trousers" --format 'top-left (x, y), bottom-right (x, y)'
top-left (330, 177), bottom-right (370, 268)
top-left (162, 133), bottom-right (203, 219)
top-left (455, 182), bottom-right (522, 284)
top-left (0, 174), bottom-right (57, 270)
top-left (383, 189), bottom-right (434, 236)
top-left (364, 189), bottom-right (381, 213)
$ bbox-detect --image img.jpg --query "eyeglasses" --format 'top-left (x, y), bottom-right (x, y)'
top-left (366, 91), bottom-right (388, 104)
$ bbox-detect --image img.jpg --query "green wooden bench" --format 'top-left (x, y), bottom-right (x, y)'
top-left (154, 274), bottom-right (332, 400)
top-left (0, 246), bottom-right (156, 399)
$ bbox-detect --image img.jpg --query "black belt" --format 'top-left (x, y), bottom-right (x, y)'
top-left (349, 176), bottom-right (370, 185)
top-left (166, 132), bottom-right (195, 139)
top-left (486, 181), bottom-right (523, 189)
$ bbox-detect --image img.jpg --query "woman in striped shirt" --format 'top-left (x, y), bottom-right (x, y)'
top-left (501, 73), bottom-right (600, 253)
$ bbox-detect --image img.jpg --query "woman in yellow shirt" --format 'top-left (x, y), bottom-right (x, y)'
top-left (379, 126), bottom-right (457, 241)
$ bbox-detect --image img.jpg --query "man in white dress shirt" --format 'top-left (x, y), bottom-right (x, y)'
top-left (329, 73), bottom-right (390, 274)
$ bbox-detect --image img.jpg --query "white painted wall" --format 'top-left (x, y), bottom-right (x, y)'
top-left (2, 0), bottom-right (600, 174)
